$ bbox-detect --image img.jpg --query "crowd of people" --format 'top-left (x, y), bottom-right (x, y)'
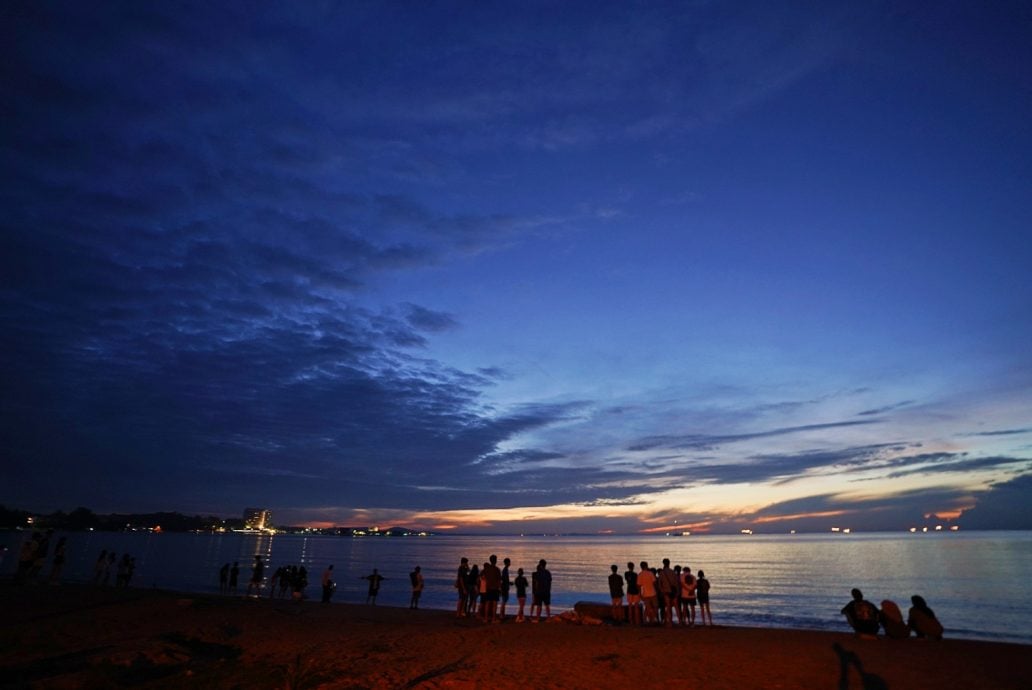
top-left (5, 531), bottom-right (947, 640)
top-left (452, 554), bottom-right (549, 623)
top-left (608, 559), bottom-right (713, 627)
top-left (841, 587), bottom-right (945, 640)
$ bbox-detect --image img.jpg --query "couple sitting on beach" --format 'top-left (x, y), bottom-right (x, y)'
top-left (842, 588), bottom-right (944, 640)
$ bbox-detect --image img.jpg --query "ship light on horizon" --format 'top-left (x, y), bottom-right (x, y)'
top-left (909, 527), bottom-right (917, 533)
top-left (830, 527), bottom-right (840, 533)
top-left (740, 528), bottom-right (753, 535)
top-left (950, 525), bottom-right (960, 531)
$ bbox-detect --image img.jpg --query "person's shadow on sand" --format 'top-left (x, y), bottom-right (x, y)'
top-left (833, 642), bottom-right (889, 690)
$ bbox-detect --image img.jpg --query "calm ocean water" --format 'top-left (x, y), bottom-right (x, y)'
top-left (3, 530), bottom-right (1029, 644)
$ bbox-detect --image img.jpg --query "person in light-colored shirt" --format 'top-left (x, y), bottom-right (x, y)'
top-left (637, 561), bottom-right (659, 625)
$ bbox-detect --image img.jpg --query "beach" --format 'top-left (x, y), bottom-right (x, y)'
top-left (3, 584), bottom-right (1030, 689)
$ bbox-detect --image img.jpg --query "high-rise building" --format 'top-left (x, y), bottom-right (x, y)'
top-left (243, 508), bottom-right (271, 530)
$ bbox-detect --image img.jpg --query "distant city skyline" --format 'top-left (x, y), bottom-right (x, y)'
top-left (2, 2), bottom-right (1030, 533)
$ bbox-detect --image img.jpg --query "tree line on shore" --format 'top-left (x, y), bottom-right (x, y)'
top-left (0, 505), bottom-right (236, 532)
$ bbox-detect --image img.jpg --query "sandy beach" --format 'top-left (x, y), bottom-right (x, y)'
top-left (2, 584), bottom-right (1030, 689)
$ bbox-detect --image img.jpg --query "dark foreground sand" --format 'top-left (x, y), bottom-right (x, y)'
top-left (2, 585), bottom-right (1030, 689)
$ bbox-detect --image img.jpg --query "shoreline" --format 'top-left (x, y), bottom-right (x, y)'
top-left (3, 583), bottom-right (1031, 688)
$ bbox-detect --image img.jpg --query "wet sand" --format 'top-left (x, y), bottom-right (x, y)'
top-left (2, 584), bottom-right (1030, 688)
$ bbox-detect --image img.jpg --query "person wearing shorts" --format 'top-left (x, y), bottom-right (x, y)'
top-left (608, 564), bottom-right (625, 622)
top-left (514, 568), bottom-right (528, 622)
top-left (681, 566), bottom-right (697, 626)
top-left (637, 561), bottom-right (659, 625)
top-left (624, 562), bottom-right (642, 625)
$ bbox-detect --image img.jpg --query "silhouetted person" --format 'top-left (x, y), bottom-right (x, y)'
top-left (219, 563), bottom-right (230, 594)
top-left (293, 566), bottom-right (309, 599)
top-left (608, 564), bottom-right (625, 622)
top-left (455, 557), bottom-right (470, 618)
top-left (499, 557), bottom-right (512, 620)
top-left (363, 568), bottom-right (385, 604)
top-left (247, 555), bottom-right (264, 596)
top-left (841, 587), bottom-right (879, 637)
top-left (531, 559), bottom-right (552, 622)
top-left (116, 553), bottom-right (131, 587)
top-left (229, 562), bottom-right (240, 594)
top-left (29, 530), bottom-right (53, 581)
top-left (104, 552), bottom-right (116, 586)
top-left (321, 565), bottom-right (335, 603)
top-left (409, 566), bottom-right (423, 609)
top-left (908, 595), bottom-right (944, 640)
top-left (93, 550), bottom-right (108, 585)
top-left (465, 563), bottom-right (480, 615)
top-left (879, 599), bottom-right (909, 638)
top-left (48, 537), bottom-right (67, 584)
top-left (637, 561), bottom-right (658, 625)
top-left (514, 567), bottom-right (529, 622)
top-left (482, 555), bottom-right (501, 622)
top-left (624, 562), bottom-right (641, 625)
top-left (658, 558), bottom-right (680, 626)
top-left (681, 566), bottom-right (697, 626)
top-left (697, 569), bottom-right (713, 625)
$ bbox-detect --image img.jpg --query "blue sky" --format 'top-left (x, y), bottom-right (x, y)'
top-left (2, 1), bottom-right (1030, 532)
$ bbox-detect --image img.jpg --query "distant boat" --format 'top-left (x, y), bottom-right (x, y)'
top-left (740, 528), bottom-right (753, 535)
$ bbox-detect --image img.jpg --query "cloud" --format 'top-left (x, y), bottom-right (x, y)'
top-left (959, 474), bottom-right (1032, 529)
top-left (626, 419), bottom-right (882, 452)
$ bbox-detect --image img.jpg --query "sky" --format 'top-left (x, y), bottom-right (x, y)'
top-left (2, 1), bottom-right (1030, 533)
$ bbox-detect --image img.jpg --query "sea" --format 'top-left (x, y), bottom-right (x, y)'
top-left (3, 530), bottom-right (1030, 645)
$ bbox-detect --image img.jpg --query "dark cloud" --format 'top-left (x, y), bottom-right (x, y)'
top-left (857, 400), bottom-right (915, 416)
top-left (403, 304), bottom-right (459, 333)
top-left (626, 419), bottom-right (881, 452)
top-left (962, 427), bottom-right (1032, 437)
top-left (882, 455), bottom-right (1030, 480)
top-left (959, 475), bottom-right (1032, 529)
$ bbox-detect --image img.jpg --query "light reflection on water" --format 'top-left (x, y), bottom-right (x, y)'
top-left (3, 530), bottom-right (1029, 644)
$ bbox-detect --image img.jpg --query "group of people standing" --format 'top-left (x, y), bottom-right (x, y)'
top-left (218, 556), bottom-right (311, 600)
top-left (454, 555), bottom-right (551, 623)
top-left (841, 587), bottom-right (944, 640)
top-left (608, 559), bottom-right (712, 627)
top-left (14, 530), bottom-right (68, 585)
top-left (92, 549), bottom-right (135, 587)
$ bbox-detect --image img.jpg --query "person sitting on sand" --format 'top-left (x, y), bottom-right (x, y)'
top-left (608, 564), bottom-right (625, 622)
top-left (514, 567), bottom-right (529, 622)
top-left (879, 599), bottom-right (910, 638)
top-left (908, 595), bottom-right (944, 640)
top-left (841, 588), bottom-right (880, 637)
